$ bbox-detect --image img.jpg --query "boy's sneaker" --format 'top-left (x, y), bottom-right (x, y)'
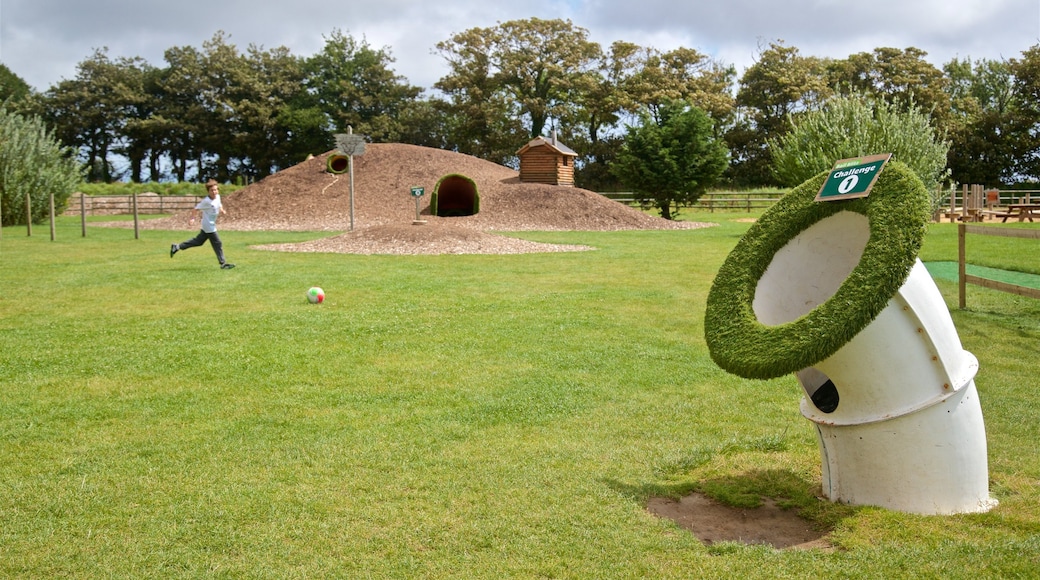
top-left (170, 244), bottom-right (178, 258)
top-left (221, 263), bottom-right (236, 269)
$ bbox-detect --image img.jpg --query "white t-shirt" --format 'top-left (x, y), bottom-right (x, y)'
top-left (195, 195), bottom-right (222, 233)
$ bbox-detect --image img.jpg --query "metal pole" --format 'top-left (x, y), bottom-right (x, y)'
top-left (25, 192), bottom-right (32, 237)
top-left (49, 193), bottom-right (56, 241)
top-left (81, 192), bottom-right (87, 237)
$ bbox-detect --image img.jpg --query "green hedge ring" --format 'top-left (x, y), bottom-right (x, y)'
top-left (704, 161), bottom-right (932, 380)
top-left (326, 154), bottom-right (350, 174)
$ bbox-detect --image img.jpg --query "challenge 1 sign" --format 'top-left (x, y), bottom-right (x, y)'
top-left (815, 153), bottom-right (892, 202)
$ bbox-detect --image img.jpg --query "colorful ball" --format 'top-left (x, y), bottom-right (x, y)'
top-left (307, 287), bottom-right (325, 304)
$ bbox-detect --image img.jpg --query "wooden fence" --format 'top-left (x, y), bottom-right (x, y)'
top-left (62, 192), bottom-right (202, 216)
top-left (599, 191), bottom-right (782, 212)
top-left (940, 186), bottom-right (1040, 222)
top-left (958, 223), bottom-right (1040, 308)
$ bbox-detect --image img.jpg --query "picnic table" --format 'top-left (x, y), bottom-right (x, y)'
top-left (998, 204), bottom-right (1040, 222)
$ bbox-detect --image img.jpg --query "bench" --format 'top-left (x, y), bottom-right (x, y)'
top-left (982, 210), bottom-right (1015, 221)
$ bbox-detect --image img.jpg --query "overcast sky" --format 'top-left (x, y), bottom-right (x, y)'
top-left (2, 0), bottom-right (1039, 93)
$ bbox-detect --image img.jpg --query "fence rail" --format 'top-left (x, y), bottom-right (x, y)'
top-left (599, 191), bottom-right (782, 212)
top-left (941, 186), bottom-right (1040, 222)
top-left (63, 192), bottom-right (202, 216)
top-left (958, 223), bottom-right (1040, 307)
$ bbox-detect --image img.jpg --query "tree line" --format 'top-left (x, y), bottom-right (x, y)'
top-left (2, 18), bottom-right (1039, 190)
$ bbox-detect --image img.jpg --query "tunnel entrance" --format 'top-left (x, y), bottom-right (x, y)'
top-left (432, 174), bottom-right (480, 217)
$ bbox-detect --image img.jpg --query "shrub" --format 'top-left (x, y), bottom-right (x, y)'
top-left (0, 107), bottom-right (82, 225)
top-left (76, 182), bottom-right (243, 197)
top-left (769, 95), bottom-right (950, 196)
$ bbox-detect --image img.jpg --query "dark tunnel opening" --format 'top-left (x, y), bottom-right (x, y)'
top-left (434, 174), bottom-right (479, 217)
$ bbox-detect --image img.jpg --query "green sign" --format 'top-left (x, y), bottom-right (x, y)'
top-left (815, 153), bottom-right (892, 202)
top-left (410, 186), bottom-right (425, 197)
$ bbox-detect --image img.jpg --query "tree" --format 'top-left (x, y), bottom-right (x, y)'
top-left (435, 17), bottom-right (601, 148)
top-left (153, 43), bottom-right (208, 181)
top-left (0, 107), bottom-right (82, 226)
top-left (232, 44), bottom-right (322, 179)
top-left (625, 46), bottom-right (736, 129)
top-left (612, 100), bottom-right (729, 219)
top-left (827, 47), bottom-right (951, 129)
top-left (728, 40), bottom-right (832, 187)
top-left (305, 29), bottom-right (423, 142)
top-left (433, 24), bottom-right (528, 164)
top-left (1009, 44), bottom-right (1040, 182)
top-left (944, 57), bottom-right (1020, 185)
top-left (38, 48), bottom-right (146, 182)
top-left (769, 95), bottom-right (950, 197)
top-left (0, 64), bottom-right (32, 105)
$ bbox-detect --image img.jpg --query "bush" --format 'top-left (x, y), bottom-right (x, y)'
top-left (0, 107), bottom-right (82, 226)
top-left (76, 182), bottom-right (243, 197)
top-left (769, 95), bottom-right (950, 195)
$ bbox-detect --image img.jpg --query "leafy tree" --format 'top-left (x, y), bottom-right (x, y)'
top-left (0, 64), bottom-right (32, 105)
top-left (152, 43), bottom-right (208, 181)
top-left (612, 100), bottom-right (729, 219)
top-left (0, 107), bottom-right (82, 226)
top-left (491, 18), bottom-right (601, 139)
top-left (38, 48), bottom-right (146, 182)
top-left (728, 40), bottom-right (832, 187)
top-left (305, 29), bottom-right (423, 142)
top-left (233, 44), bottom-right (323, 178)
top-left (570, 41), bottom-right (642, 190)
top-left (1009, 44), bottom-right (1040, 182)
top-left (435, 17), bottom-right (601, 147)
top-left (769, 95), bottom-right (950, 197)
top-left (944, 57), bottom-right (1019, 185)
top-left (827, 47), bottom-right (951, 129)
top-left (625, 46), bottom-right (736, 129)
top-left (433, 25), bottom-right (528, 164)
top-left (150, 32), bottom-right (321, 182)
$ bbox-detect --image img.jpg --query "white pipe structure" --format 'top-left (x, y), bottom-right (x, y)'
top-left (705, 162), bottom-right (996, 515)
top-left (754, 211), bottom-right (995, 514)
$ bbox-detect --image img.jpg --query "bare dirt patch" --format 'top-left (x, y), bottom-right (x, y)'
top-left (647, 493), bottom-right (833, 550)
top-left (122, 143), bottom-right (714, 254)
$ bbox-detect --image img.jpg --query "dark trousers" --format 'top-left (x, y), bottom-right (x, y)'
top-left (177, 230), bottom-right (226, 265)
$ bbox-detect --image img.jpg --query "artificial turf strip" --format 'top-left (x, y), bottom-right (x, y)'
top-left (703, 161), bottom-right (932, 380)
top-left (924, 261), bottom-right (1040, 290)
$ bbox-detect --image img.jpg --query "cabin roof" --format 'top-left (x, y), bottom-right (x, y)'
top-left (516, 136), bottom-right (578, 157)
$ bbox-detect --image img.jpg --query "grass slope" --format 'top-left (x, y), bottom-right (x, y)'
top-left (1, 215), bottom-right (1039, 578)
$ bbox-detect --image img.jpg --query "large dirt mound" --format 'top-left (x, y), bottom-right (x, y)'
top-left (135, 143), bottom-right (713, 254)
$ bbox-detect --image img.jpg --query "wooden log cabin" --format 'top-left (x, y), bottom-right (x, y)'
top-left (517, 134), bottom-right (578, 186)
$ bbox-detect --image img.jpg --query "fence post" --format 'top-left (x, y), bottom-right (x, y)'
top-left (958, 222), bottom-right (967, 309)
top-left (132, 193), bottom-right (139, 239)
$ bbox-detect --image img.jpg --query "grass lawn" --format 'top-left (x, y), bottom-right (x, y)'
top-left (1, 214), bottom-right (1039, 578)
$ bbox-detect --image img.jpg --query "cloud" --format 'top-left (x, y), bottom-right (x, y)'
top-left (2, 0), bottom-right (1037, 92)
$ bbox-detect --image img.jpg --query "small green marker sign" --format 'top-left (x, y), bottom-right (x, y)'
top-left (815, 153), bottom-right (892, 202)
top-left (410, 186), bottom-right (425, 197)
